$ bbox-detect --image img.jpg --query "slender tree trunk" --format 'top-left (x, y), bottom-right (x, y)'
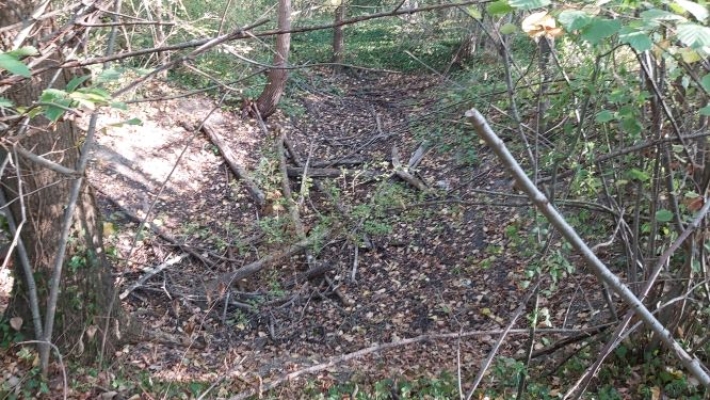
top-left (256, 0), bottom-right (291, 118)
top-left (1, 1), bottom-right (128, 366)
top-left (332, 2), bottom-right (346, 64)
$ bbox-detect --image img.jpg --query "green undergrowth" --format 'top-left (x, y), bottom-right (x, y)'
top-left (291, 18), bottom-right (462, 72)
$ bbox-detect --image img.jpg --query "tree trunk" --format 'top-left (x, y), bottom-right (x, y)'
top-left (256, 0), bottom-right (291, 119)
top-left (1, 1), bottom-right (128, 368)
top-left (332, 2), bottom-right (346, 64)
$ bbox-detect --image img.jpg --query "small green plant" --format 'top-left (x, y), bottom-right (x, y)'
top-left (0, 317), bottom-right (24, 348)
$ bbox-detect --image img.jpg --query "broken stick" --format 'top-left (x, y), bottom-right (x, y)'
top-left (201, 122), bottom-right (266, 207)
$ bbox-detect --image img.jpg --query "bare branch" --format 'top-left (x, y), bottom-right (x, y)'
top-left (465, 107), bottom-right (710, 389)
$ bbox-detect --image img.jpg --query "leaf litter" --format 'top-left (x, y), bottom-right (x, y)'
top-left (1, 67), bottom-right (617, 398)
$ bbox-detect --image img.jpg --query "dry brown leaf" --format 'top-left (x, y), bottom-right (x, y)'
top-left (522, 12), bottom-right (564, 40)
top-left (9, 316), bottom-right (22, 331)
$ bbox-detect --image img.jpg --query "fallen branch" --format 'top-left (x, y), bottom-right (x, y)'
top-left (93, 189), bottom-right (217, 268)
top-left (201, 122), bottom-right (266, 208)
top-left (286, 166), bottom-right (343, 178)
top-left (119, 254), bottom-right (188, 300)
top-left (391, 146), bottom-right (428, 191)
top-left (211, 229), bottom-right (331, 289)
top-left (465, 108), bottom-right (710, 389)
top-left (223, 325), bottom-right (618, 400)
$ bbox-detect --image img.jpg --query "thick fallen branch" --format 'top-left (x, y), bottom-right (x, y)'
top-left (465, 107), bottom-right (710, 389)
top-left (391, 146), bottom-right (428, 191)
top-left (286, 166), bottom-right (343, 178)
top-left (201, 122), bottom-right (266, 208)
top-left (211, 229), bottom-right (331, 289)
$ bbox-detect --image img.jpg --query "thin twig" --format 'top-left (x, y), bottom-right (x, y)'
top-left (17, 340), bottom-right (67, 400)
top-left (465, 281), bottom-right (539, 400)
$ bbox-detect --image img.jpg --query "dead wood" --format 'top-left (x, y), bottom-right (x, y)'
top-left (407, 141), bottom-right (429, 170)
top-left (283, 262), bottom-right (335, 289)
top-left (222, 325), bottom-right (606, 400)
top-left (210, 228), bottom-right (331, 290)
top-left (95, 190), bottom-right (216, 268)
top-left (119, 253), bottom-right (189, 300)
top-left (201, 122), bottom-right (266, 208)
top-left (286, 166), bottom-right (343, 178)
top-left (391, 146), bottom-right (428, 191)
top-left (311, 159), bottom-right (364, 168)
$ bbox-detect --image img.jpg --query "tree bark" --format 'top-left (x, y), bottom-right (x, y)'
top-left (255, 0), bottom-right (291, 118)
top-left (332, 2), bottom-right (346, 64)
top-left (1, 1), bottom-right (128, 366)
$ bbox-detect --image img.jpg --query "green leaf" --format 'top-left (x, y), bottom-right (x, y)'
top-left (676, 23), bottom-right (710, 48)
top-left (44, 105), bottom-right (68, 122)
top-left (110, 101), bottom-right (128, 110)
top-left (509, 0), bottom-right (550, 10)
top-left (628, 168), bottom-right (650, 181)
top-left (6, 46), bottom-right (38, 58)
top-left (96, 67), bottom-right (124, 83)
top-left (655, 209), bottom-right (674, 222)
top-left (0, 97), bottom-right (13, 107)
top-left (641, 9), bottom-right (688, 23)
top-left (701, 73), bottom-right (710, 91)
top-left (620, 115), bottom-right (642, 137)
top-left (466, 6), bottom-right (482, 19)
top-left (672, 0), bottom-right (709, 23)
top-left (699, 105), bottom-right (710, 116)
top-left (108, 118), bottom-right (143, 127)
top-left (66, 75), bottom-right (92, 92)
top-left (595, 110), bottom-right (615, 123)
top-left (0, 53), bottom-right (31, 78)
top-left (486, 0), bottom-right (513, 16)
top-left (619, 28), bottom-right (653, 51)
top-left (500, 23), bottom-right (517, 34)
top-left (40, 88), bottom-right (68, 102)
top-left (558, 10), bottom-right (593, 31)
top-left (581, 18), bottom-right (622, 45)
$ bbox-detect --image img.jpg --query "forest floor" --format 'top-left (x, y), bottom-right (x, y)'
top-left (75, 68), bottom-right (608, 398)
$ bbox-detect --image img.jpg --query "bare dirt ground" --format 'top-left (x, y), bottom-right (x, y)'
top-left (80, 68), bottom-right (605, 398)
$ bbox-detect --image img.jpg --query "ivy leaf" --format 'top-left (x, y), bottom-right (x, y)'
top-left (619, 28), bottom-right (653, 51)
top-left (672, 0), bottom-right (709, 23)
top-left (581, 18), bottom-right (622, 45)
top-left (699, 105), bottom-right (710, 116)
top-left (655, 209), bottom-right (674, 222)
top-left (0, 53), bottom-right (31, 78)
top-left (486, 0), bottom-right (513, 16)
top-left (676, 23), bottom-right (710, 48)
top-left (508, 0), bottom-right (550, 10)
top-left (0, 97), bottom-right (13, 107)
top-left (558, 10), bottom-right (593, 31)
